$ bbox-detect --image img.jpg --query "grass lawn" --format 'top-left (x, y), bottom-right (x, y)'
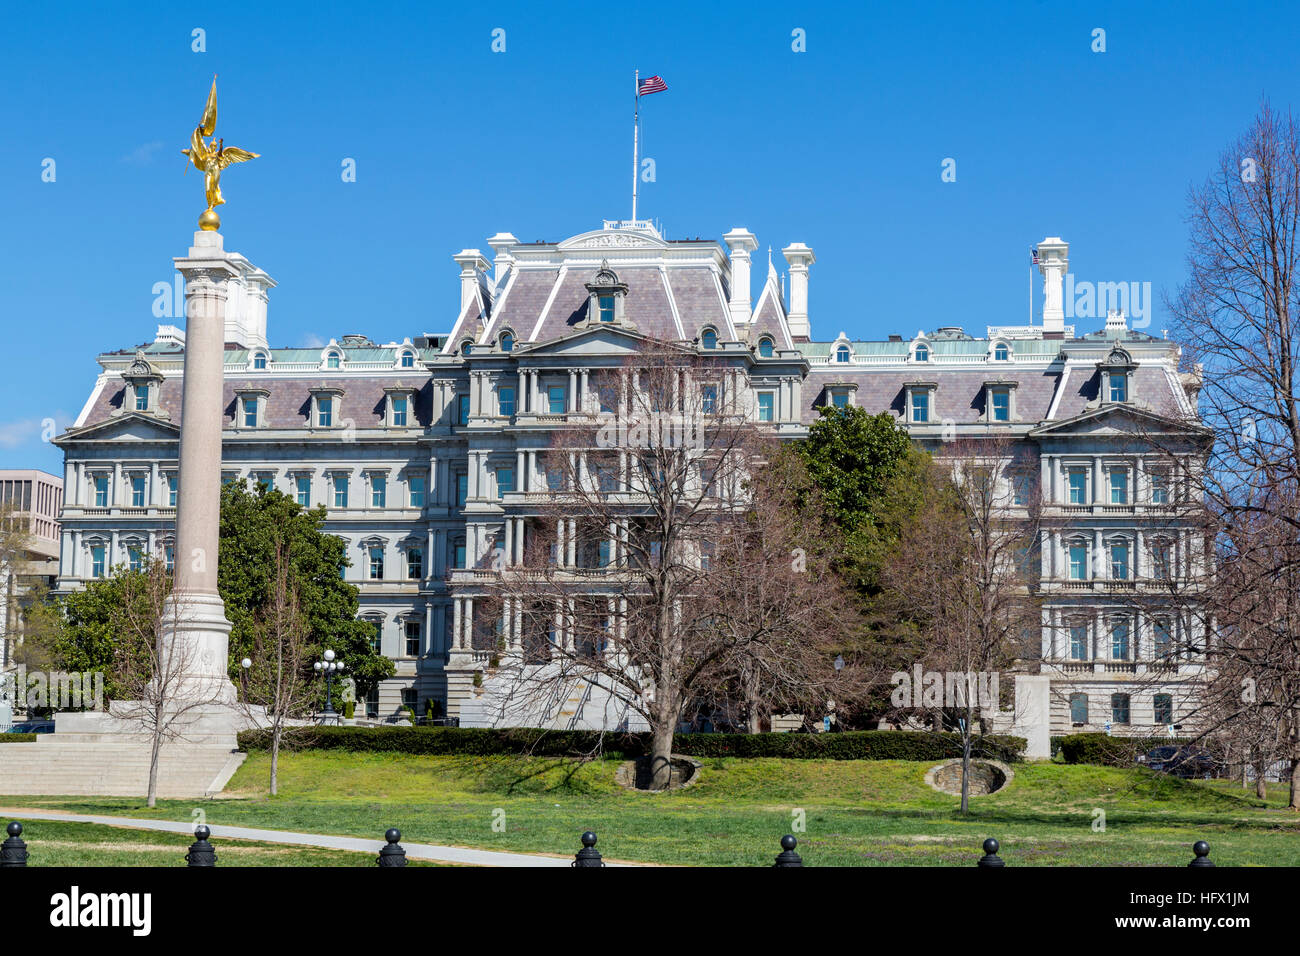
top-left (5, 753), bottom-right (1299, 866)
top-left (7, 819), bottom-right (397, 866)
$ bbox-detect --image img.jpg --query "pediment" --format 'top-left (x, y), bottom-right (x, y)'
top-left (518, 325), bottom-right (667, 357)
top-left (1029, 404), bottom-right (1205, 439)
top-left (556, 228), bottom-right (668, 253)
top-left (55, 413), bottom-right (181, 445)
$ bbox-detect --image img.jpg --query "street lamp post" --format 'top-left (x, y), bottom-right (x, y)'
top-left (313, 649), bottom-right (345, 723)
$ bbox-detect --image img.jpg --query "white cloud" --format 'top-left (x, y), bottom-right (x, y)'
top-left (0, 414), bottom-right (72, 448)
top-left (121, 140), bottom-right (165, 166)
top-left (297, 333), bottom-right (326, 349)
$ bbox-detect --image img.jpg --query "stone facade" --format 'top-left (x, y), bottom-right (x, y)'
top-left (53, 221), bottom-right (1207, 735)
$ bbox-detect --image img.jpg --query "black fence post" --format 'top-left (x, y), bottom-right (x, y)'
top-left (1, 823), bottom-right (28, 867)
top-left (377, 828), bottom-right (408, 866)
top-left (773, 834), bottom-right (803, 867)
top-left (1188, 840), bottom-right (1215, 867)
top-left (572, 830), bottom-right (604, 867)
top-left (184, 825), bottom-right (217, 867)
top-left (977, 838), bottom-right (1005, 867)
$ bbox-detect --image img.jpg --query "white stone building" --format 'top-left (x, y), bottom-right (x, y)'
top-left (52, 221), bottom-right (1207, 734)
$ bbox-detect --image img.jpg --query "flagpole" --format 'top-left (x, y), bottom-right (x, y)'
top-left (632, 70), bottom-right (640, 222)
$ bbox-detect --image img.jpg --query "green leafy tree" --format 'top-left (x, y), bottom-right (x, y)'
top-left (52, 570), bottom-right (153, 699)
top-left (219, 481), bottom-right (393, 696)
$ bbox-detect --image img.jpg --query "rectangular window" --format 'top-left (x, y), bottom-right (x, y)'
top-left (1110, 543), bottom-right (1129, 580)
top-left (90, 545), bottom-right (106, 578)
top-left (407, 547), bottom-right (423, 580)
top-left (296, 476), bottom-right (311, 507)
top-left (911, 391), bottom-right (929, 423)
top-left (1110, 467), bottom-right (1128, 504)
top-left (371, 475), bottom-right (387, 508)
top-left (1070, 694), bottom-right (1088, 725)
top-left (597, 384), bottom-right (617, 414)
top-left (391, 396), bottom-right (408, 427)
top-left (990, 389), bottom-right (1010, 422)
top-left (94, 475), bottom-right (108, 508)
top-left (496, 467), bottom-right (514, 499)
top-left (368, 546), bottom-right (385, 580)
top-left (242, 396), bottom-right (258, 428)
top-left (369, 623), bottom-right (382, 655)
top-left (317, 396), bottom-right (333, 428)
top-left (457, 394), bottom-right (470, 426)
top-left (456, 472), bottom-right (468, 508)
top-left (1153, 693), bottom-right (1173, 725)
top-left (409, 475), bottom-right (425, 508)
top-left (333, 475), bottom-right (349, 508)
top-left (1150, 470), bottom-right (1170, 504)
top-left (598, 295), bottom-right (615, 322)
top-left (164, 544), bottom-right (175, 573)
top-left (131, 475), bottom-right (146, 507)
top-left (1069, 624), bottom-right (1088, 660)
top-left (128, 546), bottom-right (144, 572)
top-left (1111, 693), bottom-right (1131, 725)
top-left (134, 386), bottom-right (149, 412)
top-left (701, 384), bottom-right (718, 415)
top-left (167, 475), bottom-right (178, 507)
top-left (1154, 618), bottom-right (1173, 659)
top-left (1151, 543), bottom-right (1172, 580)
top-left (1109, 373), bottom-right (1128, 403)
top-left (548, 385), bottom-right (567, 415)
top-left (757, 392), bottom-right (774, 422)
top-left (831, 391), bottom-right (849, 409)
top-left (454, 541), bottom-right (467, 568)
top-left (1068, 468), bottom-right (1087, 504)
top-left (1068, 544), bottom-right (1088, 580)
top-left (1012, 472), bottom-right (1030, 506)
top-left (498, 387), bottom-right (515, 417)
top-left (405, 621), bottom-right (421, 657)
top-left (365, 686), bottom-right (379, 717)
top-left (545, 468), bottom-right (563, 492)
top-left (1111, 621), bottom-right (1130, 660)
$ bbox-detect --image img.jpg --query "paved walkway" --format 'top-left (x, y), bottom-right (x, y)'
top-left (0, 808), bottom-right (608, 867)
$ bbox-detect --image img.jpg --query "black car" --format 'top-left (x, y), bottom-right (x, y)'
top-left (2, 720), bottom-right (55, 734)
top-left (1140, 745), bottom-right (1221, 779)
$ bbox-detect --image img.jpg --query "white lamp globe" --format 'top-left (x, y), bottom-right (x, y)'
top-left (324, 649), bottom-right (336, 662)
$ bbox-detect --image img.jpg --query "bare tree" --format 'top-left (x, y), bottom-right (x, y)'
top-left (881, 438), bottom-right (1042, 812)
top-left (0, 503), bottom-right (31, 678)
top-left (1169, 101), bottom-right (1300, 808)
top-left (473, 340), bottom-right (854, 789)
top-left (236, 542), bottom-right (316, 795)
top-left (111, 560), bottom-right (227, 808)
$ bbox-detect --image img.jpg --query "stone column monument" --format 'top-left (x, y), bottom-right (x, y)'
top-left (165, 231), bottom-right (241, 706)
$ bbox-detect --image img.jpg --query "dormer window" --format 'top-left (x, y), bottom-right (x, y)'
top-left (1098, 347), bottom-right (1137, 405)
top-left (701, 328), bottom-right (718, 349)
top-left (134, 385), bottom-right (151, 412)
top-left (400, 350), bottom-right (415, 368)
top-left (835, 345), bottom-right (851, 363)
top-left (914, 343), bottom-right (930, 362)
top-left (120, 350), bottom-right (163, 416)
top-left (326, 351), bottom-right (341, 369)
top-left (251, 351), bottom-right (269, 370)
top-left (993, 343), bottom-right (1010, 362)
top-left (235, 389), bottom-right (268, 429)
top-left (310, 388), bottom-right (344, 428)
top-left (905, 382), bottom-right (937, 424)
top-left (499, 331), bottom-right (515, 352)
top-left (385, 388), bottom-right (415, 428)
top-left (984, 380), bottom-right (1018, 423)
top-left (460, 339), bottom-right (474, 356)
top-left (821, 382), bottom-right (858, 411)
top-left (585, 260), bottom-right (630, 327)
top-left (758, 337), bottom-right (775, 358)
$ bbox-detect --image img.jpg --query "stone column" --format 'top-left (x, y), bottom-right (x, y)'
top-left (167, 231), bottom-right (241, 705)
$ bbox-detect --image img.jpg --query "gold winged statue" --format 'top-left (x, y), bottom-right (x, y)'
top-left (182, 76), bottom-right (259, 231)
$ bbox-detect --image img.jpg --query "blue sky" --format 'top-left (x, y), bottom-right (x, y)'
top-left (1, 0), bottom-right (1295, 474)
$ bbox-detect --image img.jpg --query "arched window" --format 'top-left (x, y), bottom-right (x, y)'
top-left (400, 350), bottom-right (415, 368)
top-left (914, 343), bottom-right (929, 362)
top-left (500, 331), bottom-right (515, 352)
top-left (835, 344), bottom-right (851, 363)
top-left (253, 352), bottom-right (268, 370)
top-left (758, 337), bottom-right (774, 358)
top-left (326, 351), bottom-right (341, 369)
top-left (460, 340), bottom-right (473, 356)
top-left (993, 343), bottom-right (1009, 361)
top-left (701, 328), bottom-right (718, 349)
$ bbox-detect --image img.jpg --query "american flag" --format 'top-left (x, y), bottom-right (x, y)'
top-left (1030, 247), bottom-right (1040, 265)
top-left (638, 75), bottom-right (667, 96)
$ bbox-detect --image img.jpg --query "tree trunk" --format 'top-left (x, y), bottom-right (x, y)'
top-left (270, 723), bottom-right (281, 797)
top-left (146, 727), bottom-right (163, 809)
top-left (1255, 761), bottom-right (1268, 801)
top-left (1290, 756), bottom-right (1300, 811)
top-left (960, 730), bottom-right (971, 815)
top-left (650, 723), bottom-right (674, 791)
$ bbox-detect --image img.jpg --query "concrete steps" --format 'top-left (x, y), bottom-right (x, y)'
top-left (0, 739), bottom-right (246, 798)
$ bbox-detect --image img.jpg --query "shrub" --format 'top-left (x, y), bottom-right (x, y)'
top-left (0, 733), bottom-right (37, 743)
top-left (1058, 733), bottom-right (1208, 766)
top-left (235, 727), bottom-right (1026, 762)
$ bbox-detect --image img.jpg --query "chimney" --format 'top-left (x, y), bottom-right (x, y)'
top-left (782, 242), bottom-right (815, 341)
top-left (1105, 309), bottom-right (1127, 335)
top-left (486, 232), bottom-right (518, 285)
top-left (453, 249), bottom-right (490, 315)
top-left (723, 227), bottom-right (759, 327)
top-left (1036, 237), bottom-right (1069, 333)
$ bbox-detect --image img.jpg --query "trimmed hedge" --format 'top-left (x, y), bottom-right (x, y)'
top-left (1058, 733), bottom-right (1206, 767)
top-left (0, 733), bottom-right (37, 743)
top-left (237, 726), bottom-right (1026, 762)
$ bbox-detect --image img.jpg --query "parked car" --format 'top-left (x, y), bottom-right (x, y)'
top-left (3, 720), bottom-right (55, 734)
top-left (1139, 745), bottom-right (1221, 779)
